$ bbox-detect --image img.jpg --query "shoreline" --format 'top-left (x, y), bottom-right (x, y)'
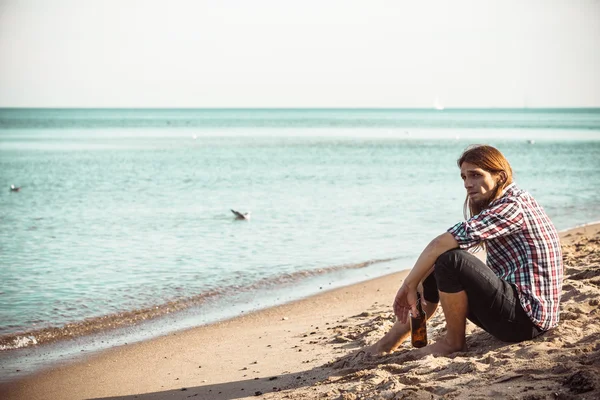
top-left (0, 257), bottom-right (409, 385)
top-left (1, 265), bottom-right (414, 399)
top-left (0, 256), bottom-right (401, 353)
top-left (1, 221), bottom-right (599, 399)
top-left (0, 257), bottom-right (407, 385)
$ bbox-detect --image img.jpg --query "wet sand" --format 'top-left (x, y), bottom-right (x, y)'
top-left (1, 222), bottom-right (599, 400)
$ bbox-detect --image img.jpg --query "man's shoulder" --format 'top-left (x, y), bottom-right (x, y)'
top-left (488, 184), bottom-right (530, 209)
top-left (502, 184), bottom-right (529, 201)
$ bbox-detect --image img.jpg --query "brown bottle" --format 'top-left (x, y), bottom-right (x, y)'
top-left (411, 292), bottom-right (428, 348)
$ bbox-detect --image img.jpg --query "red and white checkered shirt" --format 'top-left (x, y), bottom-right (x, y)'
top-left (447, 184), bottom-right (563, 331)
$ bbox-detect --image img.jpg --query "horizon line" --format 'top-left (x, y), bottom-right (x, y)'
top-left (1, 106), bottom-right (600, 111)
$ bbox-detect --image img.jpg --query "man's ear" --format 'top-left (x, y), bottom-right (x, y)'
top-left (499, 171), bottom-right (508, 184)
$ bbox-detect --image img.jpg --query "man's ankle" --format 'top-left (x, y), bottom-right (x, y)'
top-left (442, 336), bottom-right (467, 352)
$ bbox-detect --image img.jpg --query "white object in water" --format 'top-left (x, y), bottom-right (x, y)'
top-left (434, 96), bottom-right (445, 111)
top-left (528, 139), bottom-right (535, 144)
top-left (231, 209), bottom-right (251, 220)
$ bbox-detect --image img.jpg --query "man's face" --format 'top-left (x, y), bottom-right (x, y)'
top-left (460, 162), bottom-right (498, 206)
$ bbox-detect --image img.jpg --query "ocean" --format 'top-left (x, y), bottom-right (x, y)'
top-left (1, 108), bottom-right (599, 379)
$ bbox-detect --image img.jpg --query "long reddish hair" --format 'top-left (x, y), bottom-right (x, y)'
top-left (458, 145), bottom-right (514, 219)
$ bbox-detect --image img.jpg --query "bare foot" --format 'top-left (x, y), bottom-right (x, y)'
top-left (363, 342), bottom-right (392, 357)
top-left (408, 338), bottom-right (467, 360)
top-left (333, 341), bottom-right (404, 369)
top-left (331, 349), bottom-right (375, 369)
top-left (364, 325), bottom-right (411, 356)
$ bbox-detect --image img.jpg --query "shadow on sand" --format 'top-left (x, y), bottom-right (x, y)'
top-left (91, 330), bottom-right (523, 400)
top-left (92, 365), bottom-right (337, 400)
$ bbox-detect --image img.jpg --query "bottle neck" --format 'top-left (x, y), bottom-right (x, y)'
top-left (416, 292), bottom-right (424, 314)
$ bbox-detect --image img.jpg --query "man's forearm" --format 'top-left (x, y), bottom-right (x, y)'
top-left (403, 232), bottom-right (459, 289)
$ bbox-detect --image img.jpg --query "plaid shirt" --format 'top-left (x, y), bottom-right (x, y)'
top-left (447, 184), bottom-right (563, 331)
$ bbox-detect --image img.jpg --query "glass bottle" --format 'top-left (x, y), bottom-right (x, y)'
top-left (411, 292), bottom-right (428, 348)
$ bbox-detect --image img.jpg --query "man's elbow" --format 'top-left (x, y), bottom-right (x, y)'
top-left (431, 232), bottom-right (459, 253)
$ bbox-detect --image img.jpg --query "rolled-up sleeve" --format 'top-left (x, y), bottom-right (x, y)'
top-left (447, 200), bottom-right (524, 249)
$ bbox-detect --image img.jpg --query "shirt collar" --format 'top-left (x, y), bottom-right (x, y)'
top-left (501, 182), bottom-right (516, 197)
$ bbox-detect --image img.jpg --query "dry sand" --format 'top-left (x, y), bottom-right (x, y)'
top-left (1, 223), bottom-right (599, 400)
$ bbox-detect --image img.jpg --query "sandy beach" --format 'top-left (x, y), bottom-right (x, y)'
top-left (1, 222), bottom-right (599, 400)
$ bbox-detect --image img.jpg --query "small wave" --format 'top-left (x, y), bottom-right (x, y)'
top-left (0, 335), bottom-right (38, 350)
top-left (245, 257), bottom-right (397, 290)
top-left (0, 257), bottom-right (398, 351)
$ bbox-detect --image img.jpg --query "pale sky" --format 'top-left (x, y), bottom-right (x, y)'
top-left (0, 0), bottom-right (599, 108)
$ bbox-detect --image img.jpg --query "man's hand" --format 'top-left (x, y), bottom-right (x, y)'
top-left (393, 284), bottom-right (419, 324)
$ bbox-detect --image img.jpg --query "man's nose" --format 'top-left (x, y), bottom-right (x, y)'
top-left (464, 179), bottom-right (473, 189)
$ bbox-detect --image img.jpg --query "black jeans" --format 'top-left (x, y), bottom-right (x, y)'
top-left (422, 249), bottom-right (544, 342)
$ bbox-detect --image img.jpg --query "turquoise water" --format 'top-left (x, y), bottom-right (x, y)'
top-left (1, 108), bottom-right (600, 354)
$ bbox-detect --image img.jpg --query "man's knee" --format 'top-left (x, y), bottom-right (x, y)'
top-left (437, 248), bottom-right (466, 264)
top-left (435, 248), bottom-right (466, 272)
top-left (422, 273), bottom-right (439, 304)
top-left (434, 248), bottom-right (468, 294)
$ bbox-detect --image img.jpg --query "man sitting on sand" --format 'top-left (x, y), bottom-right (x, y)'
top-left (368, 145), bottom-right (563, 358)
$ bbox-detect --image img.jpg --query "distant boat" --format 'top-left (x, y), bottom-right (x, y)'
top-left (434, 96), bottom-right (445, 111)
top-left (527, 139), bottom-right (535, 144)
top-left (231, 209), bottom-right (251, 220)
top-left (10, 185), bottom-right (21, 192)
